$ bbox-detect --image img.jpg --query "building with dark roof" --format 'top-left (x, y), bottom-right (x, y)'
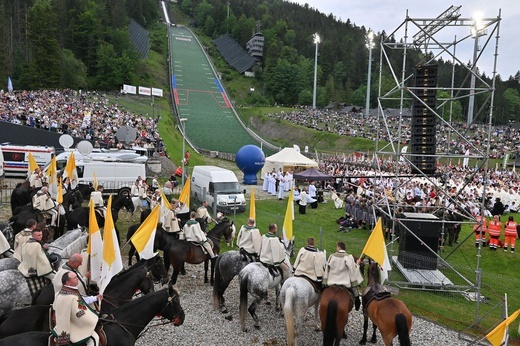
top-left (246, 33), bottom-right (264, 62)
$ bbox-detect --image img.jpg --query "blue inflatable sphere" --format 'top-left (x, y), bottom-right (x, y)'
top-left (236, 145), bottom-right (265, 184)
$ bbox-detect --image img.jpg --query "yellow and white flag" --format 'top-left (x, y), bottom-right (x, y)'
top-left (178, 175), bottom-right (191, 208)
top-left (282, 189), bottom-right (294, 246)
top-left (249, 188), bottom-right (256, 220)
top-left (46, 156), bottom-right (58, 198)
top-left (99, 196), bottom-right (123, 294)
top-left (360, 218), bottom-right (392, 283)
top-left (486, 309), bottom-right (520, 346)
top-left (27, 152), bottom-right (38, 177)
top-left (159, 187), bottom-right (172, 224)
top-left (88, 200), bottom-right (103, 283)
top-left (63, 151), bottom-right (78, 182)
top-left (130, 205), bottom-right (160, 260)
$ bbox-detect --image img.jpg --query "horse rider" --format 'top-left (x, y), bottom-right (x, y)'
top-left (164, 201), bottom-right (183, 239)
top-left (293, 237), bottom-right (325, 290)
top-left (33, 186), bottom-right (59, 227)
top-left (52, 272), bottom-right (102, 346)
top-left (13, 219), bottom-right (37, 260)
top-left (150, 189), bottom-right (162, 209)
top-left (29, 166), bottom-right (44, 189)
top-left (0, 230), bottom-right (13, 258)
top-left (53, 253), bottom-right (93, 298)
top-left (89, 185), bottom-right (106, 217)
top-left (503, 215), bottom-right (518, 253)
top-left (182, 211), bottom-right (218, 259)
top-left (18, 228), bottom-right (58, 280)
top-left (196, 200), bottom-right (215, 227)
top-left (323, 241), bottom-right (364, 310)
top-left (236, 217), bottom-right (262, 262)
top-left (259, 223), bottom-right (291, 280)
top-left (131, 179), bottom-right (141, 197)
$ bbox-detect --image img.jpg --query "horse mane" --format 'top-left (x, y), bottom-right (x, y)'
top-left (368, 261), bottom-right (380, 285)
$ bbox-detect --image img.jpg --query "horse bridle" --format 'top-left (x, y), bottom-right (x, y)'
top-left (99, 290), bottom-right (181, 340)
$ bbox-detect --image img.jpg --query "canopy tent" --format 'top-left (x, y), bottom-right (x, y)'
top-left (261, 147), bottom-right (318, 178)
top-left (293, 167), bottom-right (333, 181)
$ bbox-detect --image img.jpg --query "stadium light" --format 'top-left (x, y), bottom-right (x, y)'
top-left (365, 30), bottom-right (375, 118)
top-left (467, 13), bottom-right (486, 126)
top-left (312, 33), bottom-right (320, 109)
top-left (180, 118), bottom-right (188, 187)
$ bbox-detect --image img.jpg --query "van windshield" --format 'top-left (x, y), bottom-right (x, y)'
top-left (212, 182), bottom-right (241, 194)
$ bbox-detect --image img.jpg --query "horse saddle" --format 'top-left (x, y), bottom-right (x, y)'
top-left (262, 263), bottom-right (281, 279)
top-left (362, 284), bottom-right (391, 312)
top-left (189, 239), bottom-right (214, 254)
top-left (239, 248), bottom-right (258, 263)
top-left (296, 274), bottom-right (322, 293)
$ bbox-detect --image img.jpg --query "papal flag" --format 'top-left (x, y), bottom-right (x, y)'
top-left (99, 196), bottom-right (123, 294)
top-left (93, 171), bottom-right (98, 189)
top-left (178, 175), bottom-right (190, 208)
top-left (360, 218), bottom-right (392, 283)
top-left (486, 309), bottom-right (520, 346)
top-left (88, 200), bottom-right (103, 284)
top-left (57, 178), bottom-right (63, 205)
top-left (47, 156), bottom-right (58, 199)
top-left (27, 152), bottom-right (38, 177)
top-left (249, 187), bottom-right (256, 220)
top-left (63, 151), bottom-right (78, 182)
top-left (159, 186), bottom-right (172, 224)
top-left (130, 205), bottom-right (160, 260)
top-left (282, 189), bottom-right (295, 246)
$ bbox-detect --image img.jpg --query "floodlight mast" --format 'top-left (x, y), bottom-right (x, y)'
top-left (180, 118), bottom-right (188, 187)
top-left (312, 33), bottom-right (320, 109)
top-left (467, 13), bottom-right (487, 126)
top-left (365, 30), bottom-right (375, 118)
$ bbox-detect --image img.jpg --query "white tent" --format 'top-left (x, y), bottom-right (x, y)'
top-left (261, 147), bottom-right (318, 178)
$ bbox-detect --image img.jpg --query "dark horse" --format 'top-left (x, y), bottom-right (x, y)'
top-left (359, 261), bottom-right (412, 346)
top-left (319, 286), bottom-right (354, 346)
top-left (0, 255), bottom-right (169, 338)
top-left (66, 194), bottom-right (134, 242)
top-left (8, 210), bottom-right (64, 242)
top-left (0, 284), bottom-right (185, 346)
top-left (10, 180), bottom-right (35, 214)
top-left (155, 218), bottom-right (235, 285)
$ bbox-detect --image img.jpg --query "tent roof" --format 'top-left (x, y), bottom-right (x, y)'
top-left (265, 147), bottom-right (317, 167)
top-left (293, 167), bottom-right (333, 181)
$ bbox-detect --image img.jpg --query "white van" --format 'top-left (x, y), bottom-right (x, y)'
top-left (0, 144), bottom-right (55, 177)
top-left (44, 158), bottom-right (146, 197)
top-left (191, 166), bottom-right (246, 214)
top-left (0, 147), bottom-right (5, 180)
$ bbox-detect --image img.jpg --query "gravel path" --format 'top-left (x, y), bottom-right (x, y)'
top-left (135, 263), bottom-right (477, 346)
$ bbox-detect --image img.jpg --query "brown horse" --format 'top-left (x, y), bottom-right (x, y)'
top-left (360, 261), bottom-right (412, 346)
top-left (319, 286), bottom-right (354, 346)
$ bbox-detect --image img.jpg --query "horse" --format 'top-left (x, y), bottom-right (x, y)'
top-left (9, 209), bottom-right (66, 240)
top-left (213, 238), bottom-right (294, 314)
top-left (0, 256), bottom-right (169, 338)
top-left (238, 244), bottom-right (293, 332)
top-left (10, 180), bottom-right (33, 214)
top-left (155, 218), bottom-right (235, 285)
top-left (0, 228), bottom-right (86, 316)
top-left (359, 261), bottom-right (412, 346)
top-left (0, 284), bottom-right (185, 346)
top-left (66, 194), bottom-right (134, 241)
top-left (0, 221), bottom-right (14, 247)
top-left (280, 276), bottom-right (322, 346)
top-left (319, 286), bottom-right (355, 346)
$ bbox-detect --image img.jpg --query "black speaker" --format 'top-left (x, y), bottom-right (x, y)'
top-left (398, 213), bottom-right (439, 270)
top-left (411, 64), bottom-right (438, 175)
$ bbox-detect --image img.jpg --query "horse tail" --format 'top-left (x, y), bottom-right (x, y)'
top-left (323, 300), bottom-right (338, 346)
top-left (212, 256), bottom-right (222, 309)
top-left (283, 287), bottom-right (296, 346)
top-left (395, 313), bottom-right (411, 346)
top-left (239, 272), bottom-right (249, 332)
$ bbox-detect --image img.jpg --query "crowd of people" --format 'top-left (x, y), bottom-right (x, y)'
top-left (267, 107), bottom-right (519, 159)
top-left (0, 89), bottom-right (163, 150)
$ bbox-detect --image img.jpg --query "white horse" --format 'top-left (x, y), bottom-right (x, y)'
top-left (0, 228), bottom-right (87, 316)
top-left (280, 276), bottom-right (322, 346)
top-left (126, 196), bottom-right (149, 221)
top-left (238, 246), bottom-right (293, 332)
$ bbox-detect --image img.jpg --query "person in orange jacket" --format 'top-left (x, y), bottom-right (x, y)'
top-left (487, 215), bottom-right (502, 251)
top-left (473, 214), bottom-right (487, 248)
top-left (503, 215), bottom-right (518, 253)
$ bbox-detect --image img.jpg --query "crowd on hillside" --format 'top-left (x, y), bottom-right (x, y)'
top-left (267, 107), bottom-right (520, 159)
top-left (0, 89), bottom-right (162, 150)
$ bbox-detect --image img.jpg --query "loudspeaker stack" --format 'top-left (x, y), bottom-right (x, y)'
top-left (411, 64), bottom-right (438, 175)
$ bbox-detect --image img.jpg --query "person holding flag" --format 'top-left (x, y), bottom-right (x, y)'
top-left (89, 185), bottom-right (106, 218)
top-left (29, 166), bottom-right (44, 189)
top-left (164, 200), bottom-right (182, 239)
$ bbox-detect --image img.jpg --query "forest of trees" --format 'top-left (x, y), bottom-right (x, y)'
top-left (1, 0), bottom-right (519, 123)
top-left (177, 0), bottom-right (520, 124)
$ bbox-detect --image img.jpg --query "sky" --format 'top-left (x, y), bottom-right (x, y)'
top-left (290, 0), bottom-right (519, 79)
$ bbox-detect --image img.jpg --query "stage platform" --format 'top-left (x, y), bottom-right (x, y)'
top-left (392, 256), bottom-right (454, 287)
